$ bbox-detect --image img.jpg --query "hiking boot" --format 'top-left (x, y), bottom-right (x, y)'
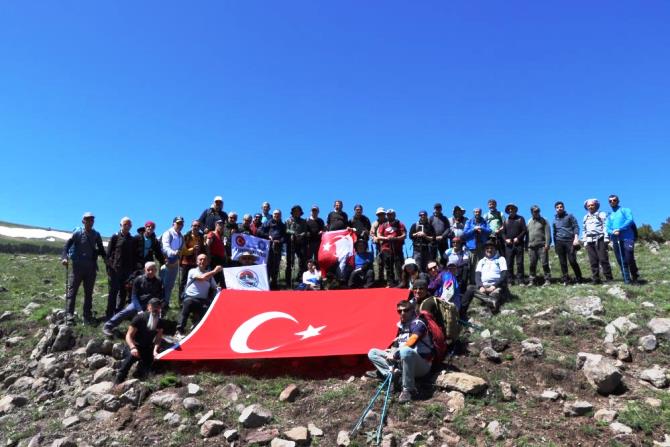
top-left (591, 277), bottom-right (602, 285)
top-left (365, 370), bottom-right (383, 380)
top-left (102, 325), bottom-right (114, 337)
top-left (398, 388), bottom-right (416, 403)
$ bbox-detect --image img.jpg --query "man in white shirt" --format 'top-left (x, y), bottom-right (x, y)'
top-left (160, 216), bottom-right (184, 309)
top-left (461, 240), bottom-right (508, 314)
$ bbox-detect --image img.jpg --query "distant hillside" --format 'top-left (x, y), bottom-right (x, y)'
top-left (0, 221), bottom-right (80, 254)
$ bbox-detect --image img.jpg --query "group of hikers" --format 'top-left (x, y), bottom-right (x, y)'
top-left (59, 194), bottom-right (639, 387)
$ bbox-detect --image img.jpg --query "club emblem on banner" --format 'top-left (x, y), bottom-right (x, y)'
top-left (237, 269), bottom-right (260, 288)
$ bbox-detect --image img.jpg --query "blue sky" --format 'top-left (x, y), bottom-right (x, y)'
top-left (0, 1), bottom-right (668, 235)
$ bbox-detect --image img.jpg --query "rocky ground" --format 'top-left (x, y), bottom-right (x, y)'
top-left (0, 244), bottom-right (669, 447)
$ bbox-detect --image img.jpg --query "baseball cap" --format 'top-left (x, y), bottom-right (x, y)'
top-left (173, 216), bottom-right (185, 223)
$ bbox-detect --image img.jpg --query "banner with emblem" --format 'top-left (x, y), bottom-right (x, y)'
top-left (223, 264), bottom-right (270, 291)
top-left (231, 233), bottom-right (269, 264)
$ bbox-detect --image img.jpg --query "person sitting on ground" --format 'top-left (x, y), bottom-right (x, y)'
top-left (198, 196), bottom-right (227, 234)
top-left (176, 254), bottom-right (222, 338)
top-left (425, 261), bottom-right (461, 310)
top-left (348, 239), bottom-right (375, 289)
top-left (461, 240), bottom-right (508, 316)
top-left (444, 237), bottom-right (471, 292)
top-left (367, 299), bottom-right (433, 403)
top-left (299, 259), bottom-right (322, 290)
top-left (104, 261), bottom-right (164, 336)
top-left (414, 278), bottom-right (460, 345)
top-left (397, 258), bottom-right (430, 291)
top-left (582, 199), bottom-right (614, 284)
top-left (114, 297), bottom-right (166, 384)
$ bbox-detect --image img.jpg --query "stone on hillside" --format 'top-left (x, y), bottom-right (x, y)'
top-left (26, 434), bottom-right (43, 447)
top-left (443, 391), bottom-right (465, 422)
top-left (639, 334), bottom-right (658, 352)
top-left (563, 400), bottom-right (593, 417)
top-left (405, 432), bottom-right (424, 444)
top-left (239, 404), bottom-right (273, 428)
top-left (279, 384), bottom-right (300, 402)
top-left (499, 381), bottom-right (515, 401)
top-left (594, 409), bottom-right (618, 423)
top-left (606, 316), bottom-right (639, 336)
top-left (653, 434), bottom-right (670, 447)
top-left (200, 419), bottom-right (224, 438)
top-left (36, 355), bottom-right (64, 378)
top-left (581, 355), bottom-right (623, 395)
top-left (640, 365), bottom-right (669, 388)
top-left (435, 372), bottom-right (488, 395)
top-left (486, 420), bottom-right (506, 441)
top-left (566, 296), bottom-right (603, 317)
top-left (86, 354), bottom-right (109, 370)
top-left (610, 422), bottom-right (633, 435)
top-left (0, 311), bottom-right (13, 322)
top-left (284, 426), bottom-right (310, 445)
top-left (163, 412), bottom-right (181, 427)
top-left (616, 344), bottom-right (632, 362)
top-left (489, 337), bottom-right (510, 352)
top-left (100, 394), bottom-right (121, 412)
top-left (119, 382), bottom-right (150, 407)
top-left (0, 395), bottom-right (28, 415)
top-left (245, 429), bottom-right (279, 445)
top-left (480, 346), bottom-right (501, 363)
top-left (51, 325), bottom-right (76, 352)
top-left (648, 318), bottom-right (670, 339)
top-left (187, 383), bottom-right (202, 395)
top-left (149, 391), bottom-right (179, 409)
top-left (5, 336), bottom-right (25, 347)
top-left (534, 308), bottom-right (554, 318)
top-left (381, 433), bottom-right (398, 447)
top-left (93, 367), bottom-right (115, 383)
top-left (438, 427), bottom-right (460, 446)
top-left (82, 381), bottom-right (114, 397)
top-left (51, 437), bottom-right (77, 447)
top-left (22, 302), bottom-right (41, 316)
top-left (576, 352), bottom-right (603, 369)
top-left (219, 383), bottom-right (242, 401)
top-left (337, 430), bottom-right (351, 446)
top-left (307, 423), bottom-right (324, 437)
top-left (62, 415), bottom-right (80, 428)
top-left (521, 338), bottom-right (544, 357)
top-left (607, 286), bottom-right (628, 300)
top-left (540, 390), bottom-right (560, 401)
top-left (9, 376), bottom-right (35, 392)
top-left (183, 397), bottom-right (203, 412)
top-left (480, 329), bottom-right (491, 338)
top-left (111, 343), bottom-right (125, 360)
top-left (85, 339), bottom-right (113, 356)
top-left (223, 429), bottom-right (239, 442)
top-left (271, 439), bottom-right (296, 447)
top-left (197, 409), bottom-right (214, 425)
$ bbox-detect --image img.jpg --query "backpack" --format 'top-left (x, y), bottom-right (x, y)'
top-left (425, 297), bottom-right (460, 343)
top-left (418, 310), bottom-right (448, 363)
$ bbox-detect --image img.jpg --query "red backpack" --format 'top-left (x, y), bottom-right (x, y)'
top-left (419, 310), bottom-right (448, 363)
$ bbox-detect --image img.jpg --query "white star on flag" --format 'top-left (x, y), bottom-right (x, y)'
top-left (322, 242), bottom-right (331, 251)
top-left (294, 325), bottom-right (326, 340)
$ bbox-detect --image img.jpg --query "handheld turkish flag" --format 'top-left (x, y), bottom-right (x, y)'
top-left (317, 229), bottom-right (357, 278)
top-left (158, 288), bottom-right (407, 361)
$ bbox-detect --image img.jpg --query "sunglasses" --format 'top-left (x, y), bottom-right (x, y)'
top-left (397, 308), bottom-right (412, 314)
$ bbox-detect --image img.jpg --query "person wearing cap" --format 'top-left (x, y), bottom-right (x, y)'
top-left (61, 212), bottom-right (106, 325)
top-left (409, 210), bottom-right (436, 271)
top-left (605, 195), bottom-right (639, 284)
top-left (397, 257), bottom-right (430, 292)
top-left (443, 237), bottom-right (471, 293)
top-left (348, 239), bottom-right (375, 289)
top-left (205, 219), bottom-right (226, 287)
top-left (502, 203), bottom-right (527, 285)
top-left (198, 196), bottom-right (228, 234)
top-left (103, 261), bottom-right (164, 336)
top-left (377, 209), bottom-right (407, 287)
top-left (448, 206), bottom-right (468, 247)
top-left (285, 205), bottom-right (309, 288)
top-left (326, 200), bottom-right (349, 231)
top-left (429, 203), bottom-right (450, 263)
top-left (235, 250), bottom-right (258, 266)
top-left (259, 209), bottom-right (287, 290)
top-left (160, 217), bottom-right (185, 308)
top-left (461, 240), bottom-right (509, 314)
top-left (526, 206), bottom-right (552, 286)
top-left (484, 199), bottom-right (505, 254)
top-left (260, 201), bottom-right (272, 224)
top-left (114, 297), bottom-right (166, 384)
top-left (178, 220), bottom-right (205, 300)
top-left (370, 207), bottom-right (388, 283)
top-left (106, 217), bottom-right (138, 319)
top-left (462, 208), bottom-right (492, 283)
top-left (552, 201), bottom-right (584, 286)
top-left (349, 204), bottom-right (372, 242)
top-left (134, 220), bottom-right (165, 270)
top-left (582, 199), bottom-right (614, 285)
top-left (176, 254), bottom-right (222, 338)
top-left (305, 205), bottom-right (325, 262)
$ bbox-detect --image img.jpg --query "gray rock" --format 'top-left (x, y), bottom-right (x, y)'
top-left (163, 412), bottom-right (181, 427)
top-left (271, 439), bottom-right (296, 447)
top-left (200, 419), bottom-right (225, 438)
top-left (594, 409), bottom-right (617, 423)
top-left (582, 355), bottom-right (623, 395)
top-left (93, 367), bottom-right (115, 383)
top-left (307, 423), bottom-right (324, 437)
top-left (197, 409), bottom-right (214, 425)
top-left (610, 422), bottom-right (633, 435)
top-left (86, 354), bottom-right (109, 370)
top-left (499, 381), bottom-right (515, 401)
top-left (111, 343), bottom-right (125, 360)
top-left (563, 400), bottom-right (593, 417)
top-left (239, 404), bottom-right (273, 428)
top-left (521, 338), bottom-right (544, 357)
top-left (480, 346), bottom-right (502, 363)
top-left (186, 383), bottom-right (202, 396)
top-left (616, 344), bottom-right (632, 362)
top-left (99, 394), bottom-right (121, 412)
top-left (119, 382), bottom-right (149, 408)
top-left (279, 384), bottom-right (300, 402)
top-left (223, 429), bottom-right (239, 442)
top-left (486, 420), bottom-right (506, 441)
top-left (0, 395), bottom-right (28, 415)
top-left (149, 391), bottom-right (179, 409)
top-left (606, 316), bottom-right (639, 336)
top-left (337, 430), bottom-right (351, 446)
top-left (8, 376), bottom-right (36, 392)
top-left (245, 429), bottom-right (279, 445)
top-left (380, 433), bottom-right (398, 447)
top-left (36, 355), bottom-right (64, 378)
top-left (26, 434), bottom-right (42, 447)
top-left (540, 390), bottom-right (560, 401)
top-left (640, 365), bottom-right (669, 388)
top-left (183, 397), bottom-right (203, 412)
top-left (61, 415), bottom-right (80, 428)
top-left (648, 318), bottom-right (670, 339)
top-left (489, 337), bottom-right (510, 352)
top-left (5, 336), bottom-right (25, 347)
top-left (283, 426), bottom-right (310, 445)
top-left (435, 372), bottom-right (488, 395)
top-left (219, 383), bottom-right (242, 401)
top-left (404, 432), bottom-right (424, 444)
top-left (93, 409), bottom-right (114, 421)
top-left (639, 334), bottom-right (658, 351)
top-left (51, 325), bottom-right (76, 352)
top-left (566, 296), bottom-right (603, 317)
top-left (607, 286), bottom-right (628, 300)
top-left (23, 302), bottom-right (41, 316)
top-left (85, 339), bottom-right (113, 356)
top-left (0, 311), bottom-right (13, 323)
top-left (51, 437), bottom-right (77, 447)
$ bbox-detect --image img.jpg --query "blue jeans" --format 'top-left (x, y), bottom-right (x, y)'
top-left (368, 346), bottom-right (431, 392)
top-left (612, 237), bottom-right (639, 282)
top-left (105, 296), bottom-right (143, 329)
top-left (161, 263), bottom-right (179, 306)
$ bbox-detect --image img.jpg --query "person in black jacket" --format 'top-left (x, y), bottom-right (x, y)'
top-left (134, 221), bottom-right (164, 270)
top-left (409, 210), bottom-right (436, 271)
top-left (349, 204), bottom-right (372, 242)
top-left (285, 205), bottom-right (309, 288)
top-left (260, 209), bottom-right (286, 290)
top-left (198, 196), bottom-right (228, 234)
top-left (306, 205), bottom-right (325, 262)
top-left (502, 204), bottom-right (527, 285)
top-left (327, 200), bottom-right (349, 231)
top-left (106, 217), bottom-right (137, 319)
top-left (553, 201), bottom-right (584, 285)
top-left (429, 203), bottom-right (450, 263)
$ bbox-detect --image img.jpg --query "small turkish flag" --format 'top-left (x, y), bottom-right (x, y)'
top-left (317, 229), bottom-right (357, 278)
top-left (158, 288), bottom-right (407, 361)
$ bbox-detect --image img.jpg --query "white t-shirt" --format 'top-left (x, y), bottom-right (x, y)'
top-left (302, 270), bottom-right (321, 288)
top-left (184, 267), bottom-right (216, 299)
top-left (476, 256), bottom-right (508, 286)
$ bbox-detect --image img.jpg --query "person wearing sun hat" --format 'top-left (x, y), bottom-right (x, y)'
top-left (582, 199), bottom-right (614, 285)
top-left (502, 203), bottom-right (527, 285)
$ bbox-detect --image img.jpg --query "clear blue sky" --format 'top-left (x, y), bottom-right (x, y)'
top-left (1, 1), bottom-right (668, 235)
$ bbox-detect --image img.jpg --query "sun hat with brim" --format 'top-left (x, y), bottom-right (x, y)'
top-left (504, 203), bottom-right (518, 214)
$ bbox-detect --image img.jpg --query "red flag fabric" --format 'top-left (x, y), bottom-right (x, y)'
top-left (158, 288), bottom-right (407, 361)
top-left (317, 229), bottom-right (357, 278)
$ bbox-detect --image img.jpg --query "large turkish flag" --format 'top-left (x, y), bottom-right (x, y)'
top-left (158, 288), bottom-right (407, 361)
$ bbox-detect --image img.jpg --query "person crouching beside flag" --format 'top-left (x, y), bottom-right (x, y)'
top-left (176, 254), bottom-right (222, 339)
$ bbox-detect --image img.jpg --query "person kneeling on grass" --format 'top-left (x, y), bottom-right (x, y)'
top-left (114, 297), bottom-right (165, 384)
top-left (176, 254), bottom-right (222, 339)
top-left (103, 261), bottom-right (163, 337)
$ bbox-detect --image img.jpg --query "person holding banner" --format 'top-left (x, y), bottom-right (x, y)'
top-left (176, 254), bottom-right (222, 339)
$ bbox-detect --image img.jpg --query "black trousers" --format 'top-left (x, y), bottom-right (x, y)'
top-left (348, 268), bottom-right (375, 289)
top-left (116, 345), bottom-right (154, 384)
top-left (504, 244), bottom-right (525, 282)
top-left (554, 240), bottom-right (583, 280)
top-left (285, 241), bottom-right (307, 287)
top-left (412, 244), bottom-right (433, 272)
top-left (177, 297), bottom-right (208, 332)
top-left (66, 262), bottom-right (97, 319)
top-left (381, 251), bottom-right (403, 286)
top-left (179, 264), bottom-right (196, 301)
top-left (586, 238), bottom-right (613, 281)
top-left (267, 244), bottom-right (282, 289)
top-left (107, 268), bottom-right (133, 319)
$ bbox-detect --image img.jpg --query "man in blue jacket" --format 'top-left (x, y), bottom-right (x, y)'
top-left (462, 208), bottom-right (491, 284)
top-left (605, 195), bottom-right (639, 284)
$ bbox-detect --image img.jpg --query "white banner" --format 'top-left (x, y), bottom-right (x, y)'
top-left (223, 264), bottom-right (270, 291)
top-left (231, 233), bottom-right (269, 265)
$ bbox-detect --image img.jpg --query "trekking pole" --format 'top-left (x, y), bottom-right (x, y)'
top-left (350, 373), bottom-right (392, 437)
top-left (375, 371), bottom-right (393, 445)
top-left (612, 234), bottom-right (629, 283)
top-left (458, 319), bottom-right (484, 331)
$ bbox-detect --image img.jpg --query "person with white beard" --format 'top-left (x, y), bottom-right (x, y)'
top-left (114, 298), bottom-right (166, 384)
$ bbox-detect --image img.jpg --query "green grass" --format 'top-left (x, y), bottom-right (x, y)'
top-left (618, 394), bottom-right (670, 435)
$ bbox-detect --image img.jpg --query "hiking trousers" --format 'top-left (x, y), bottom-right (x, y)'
top-left (504, 244), bottom-right (525, 282)
top-left (66, 262), bottom-right (97, 320)
top-left (528, 246), bottom-right (551, 282)
top-left (367, 347), bottom-right (431, 393)
top-left (611, 237), bottom-right (639, 282)
top-left (554, 240), bottom-right (583, 281)
top-left (585, 238), bottom-right (613, 281)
